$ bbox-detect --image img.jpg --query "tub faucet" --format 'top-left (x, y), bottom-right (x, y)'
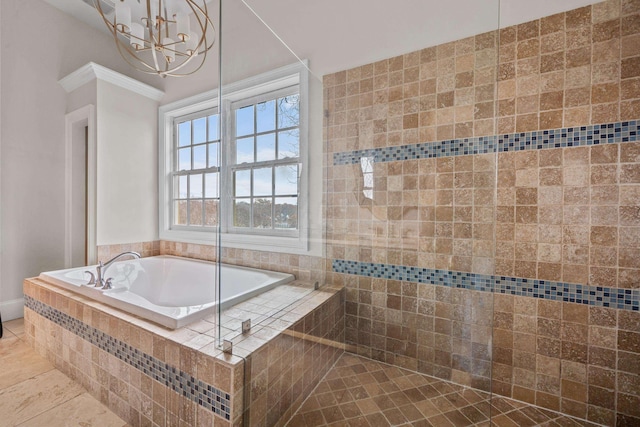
top-left (96, 251), bottom-right (141, 288)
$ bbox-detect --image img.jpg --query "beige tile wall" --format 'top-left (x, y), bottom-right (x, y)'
top-left (98, 241), bottom-right (326, 284)
top-left (324, 0), bottom-right (640, 424)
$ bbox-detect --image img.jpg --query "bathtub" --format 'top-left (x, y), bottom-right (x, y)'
top-left (38, 255), bottom-right (295, 329)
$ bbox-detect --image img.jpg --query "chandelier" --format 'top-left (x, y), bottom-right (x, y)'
top-left (93, 0), bottom-right (216, 77)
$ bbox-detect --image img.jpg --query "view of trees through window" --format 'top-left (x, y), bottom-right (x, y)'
top-left (231, 93), bottom-right (300, 231)
top-left (173, 110), bottom-right (220, 228)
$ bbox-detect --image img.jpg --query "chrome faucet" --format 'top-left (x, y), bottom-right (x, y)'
top-left (95, 251), bottom-right (141, 289)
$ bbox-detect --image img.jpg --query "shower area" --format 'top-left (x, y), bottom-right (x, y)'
top-left (19, 0), bottom-right (640, 425)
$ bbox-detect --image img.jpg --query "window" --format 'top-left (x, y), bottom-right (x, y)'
top-left (159, 62), bottom-right (309, 252)
top-left (172, 109), bottom-right (220, 228)
top-left (229, 89), bottom-right (300, 235)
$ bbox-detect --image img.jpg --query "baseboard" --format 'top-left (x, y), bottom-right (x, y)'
top-left (0, 297), bottom-right (25, 321)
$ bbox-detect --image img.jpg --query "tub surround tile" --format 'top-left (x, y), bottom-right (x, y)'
top-left (24, 275), bottom-right (344, 426)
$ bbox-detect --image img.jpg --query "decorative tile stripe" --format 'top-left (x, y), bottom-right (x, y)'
top-left (332, 259), bottom-right (640, 311)
top-left (333, 120), bottom-right (639, 165)
top-left (24, 295), bottom-right (232, 420)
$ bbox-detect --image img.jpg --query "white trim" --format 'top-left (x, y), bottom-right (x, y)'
top-left (159, 61), bottom-right (311, 253)
top-left (58, 62), bottom-right (165, 102)
top-left (65, 105), bottom-right (97, 266)
top-left (1, 298), bottom-right (25, 321)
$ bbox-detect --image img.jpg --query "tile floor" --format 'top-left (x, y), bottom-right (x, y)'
top-left (0, 318), bottom-right (127, 427)
top-left (288, 353), bottom-right (601, 427)
top-left (2, 317), bottom-right (602, 427)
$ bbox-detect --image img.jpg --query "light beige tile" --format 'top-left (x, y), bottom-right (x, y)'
top-left (0, 339), bottom-right (54, 389)
top-left (17, 393), bottom-right (127, 427)
top-left (3, 318), bottom-right (25, 337)
top-left (0, 370), bottom-right (85, 425)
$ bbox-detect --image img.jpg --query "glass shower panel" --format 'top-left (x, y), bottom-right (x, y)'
top-left (319, 2), bottom-right (502, 426)
top-left (217, 2), bottom-right (332, 424)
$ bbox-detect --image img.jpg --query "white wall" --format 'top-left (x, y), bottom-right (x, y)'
top-left (96, 80), bottom-right (158, 246)
top-left (0, 0), bottom-right (162, 319)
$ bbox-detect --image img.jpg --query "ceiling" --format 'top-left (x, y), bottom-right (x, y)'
top-left (43, 0), bottom-right (603, 76)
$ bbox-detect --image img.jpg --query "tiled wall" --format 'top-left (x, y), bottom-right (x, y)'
top-left (324, 0), bottom-right (640, 425)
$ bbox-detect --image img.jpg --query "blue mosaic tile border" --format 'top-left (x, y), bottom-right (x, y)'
top-left (24, 295), bottom-right (232, 420)
top-left (333, 259), bottom-right (640, 311)
top-left (333, 120), bottom-right (639, 165)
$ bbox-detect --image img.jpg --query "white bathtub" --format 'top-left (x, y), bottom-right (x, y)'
top-left (38, 255), bottom-right (294, 329)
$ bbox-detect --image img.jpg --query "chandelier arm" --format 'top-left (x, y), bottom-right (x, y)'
top-left (114, 37), bottom-right (166, 75)
top-left (164, 46), bottom-right (209, 77)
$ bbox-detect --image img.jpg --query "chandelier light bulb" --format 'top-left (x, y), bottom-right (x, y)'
top-left (115, 1), bottom-right (131, 33)
top-left (129, 22), bottom-right (144, 50)
top-left (176, 13), bottom-right (190, 42)
top-left (163, 38), bottom-right (176, 63)
top-left (186, 32), bottom-right (199, 56)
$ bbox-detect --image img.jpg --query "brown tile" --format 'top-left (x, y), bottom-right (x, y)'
top-left (622, 56), bottom-right (640, 79)
top-left (566, 4), bottom-right (591, 26)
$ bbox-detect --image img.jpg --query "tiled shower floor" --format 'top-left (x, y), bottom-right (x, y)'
top-left (288, 353), bottom-right (600, 427)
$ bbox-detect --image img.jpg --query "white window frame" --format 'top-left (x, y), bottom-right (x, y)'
top-left (158, 61), bottom-right (310, 253)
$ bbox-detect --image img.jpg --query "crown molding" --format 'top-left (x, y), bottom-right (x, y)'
top-left (58, 62), bottom-right (164, 102)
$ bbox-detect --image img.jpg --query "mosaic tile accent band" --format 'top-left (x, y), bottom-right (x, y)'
top-left (23, 295), bottom-right (232, 420)
top-left (333, 120), bottom-right (640, 165)
top-left (333, 259), bottom-right (640, 311)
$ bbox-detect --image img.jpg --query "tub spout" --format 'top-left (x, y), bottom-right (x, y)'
top-left (96, 251), bottom-right (141, 288)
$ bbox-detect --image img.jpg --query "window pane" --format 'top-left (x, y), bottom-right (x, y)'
top-left (233, 199), bottom-right (250, 227)
top-left (174, 200), bottom-right (187, 225)
top-left (176, 175), bottom-right (187, 199)
top-left (256, 100), bottom-right (276, 133)
top-left (189, 200), bottom-right (203, 225)
top-left (253, 198), bottom-right (272, 229)
top-left (278, 129), bottom-right (299, 159)
top-left (256, 134), bottom-right (276, 162)
top-left (208, 114), bottom-right (219, 141)
top-left (275, 197), bottom-right (298, 229)
top-left (236, 137), bottom-right (254, 164)
top-left (204, 199), bottom-right (219, 226)
top-left (193, 145), bottom-right (206, 169)
top-left (208, 142), bottom-right (219, 168)
top-left (275, 165), bottom-right (298, 195)
top-left (178, 147), bottom-right (191, 171)
top-left (178, 121), bottom-right (191, 147)
top-left (193, 117), bottom-right (207, 144)
top-left (253, 167), bottom-right (272, 197)
top-left (234, 170), bottom-right (251, 197)
top-left (205, 173), bottom-right (218, 198)
top-left (190, 173), bottom-right (203, 198)
top-left (236, 105), bottom-right (254, 137)
top-left (278, 95), bottom-right (299, 128)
